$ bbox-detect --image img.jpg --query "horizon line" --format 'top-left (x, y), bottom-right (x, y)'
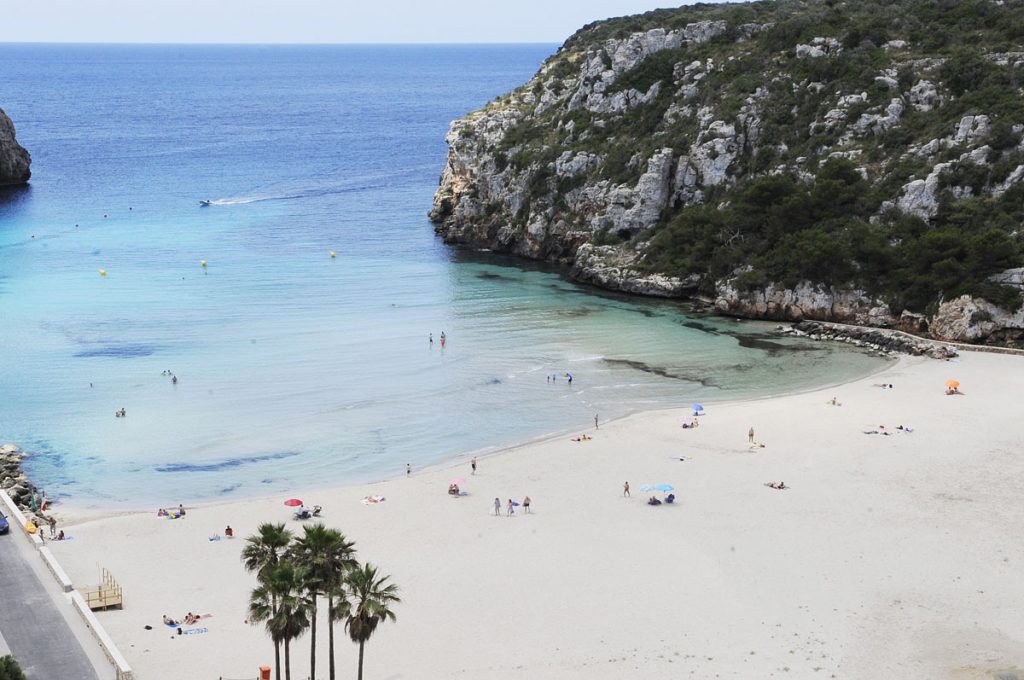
top-left (0, 40), bottom-right (562, 47)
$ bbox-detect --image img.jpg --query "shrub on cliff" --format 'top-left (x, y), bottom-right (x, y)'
top-left (645, 159), bottom-right (1022, 313)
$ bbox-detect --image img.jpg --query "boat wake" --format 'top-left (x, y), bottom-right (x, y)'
top-left (203, 166), bottom-right (434, 206)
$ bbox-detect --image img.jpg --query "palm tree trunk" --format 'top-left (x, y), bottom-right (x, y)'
top-left (357, 640), bottom-right (365, 680)
top-left (284, 639), bottom-right (291, 680)
top-left (327, 594), bottom-right (336, 680)
top-left (309, 598), bottom-right (317, 680)
top-left (273, 593), bottom-right (281, 680)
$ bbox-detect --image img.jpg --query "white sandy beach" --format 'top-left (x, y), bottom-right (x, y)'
top-left (49, 350), bottom-right (1024, 679)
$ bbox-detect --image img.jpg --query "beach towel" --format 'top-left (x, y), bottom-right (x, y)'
top-left (182, 627), bottom-right (208, 635)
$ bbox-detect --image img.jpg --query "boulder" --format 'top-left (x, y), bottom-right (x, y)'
top-left (930, 295), bottom-right (1024, 345)
top-left (0, 107), bottom-right (31, 185)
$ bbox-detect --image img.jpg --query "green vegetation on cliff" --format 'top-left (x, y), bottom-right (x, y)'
top-left (645, 158), bottom-right (1022, 312)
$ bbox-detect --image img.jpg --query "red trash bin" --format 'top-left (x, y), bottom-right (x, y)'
top-left (259, 666), bottom-right (271, 680)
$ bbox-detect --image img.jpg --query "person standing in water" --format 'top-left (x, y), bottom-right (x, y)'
top-left (429, 333), bottom-right (433, 345)
top-left (406, 463), bottom-right (411, 476)
top-left (440, 331), bottom-right (446, 348)
top-left (594, 414), bottom-right (599, 430)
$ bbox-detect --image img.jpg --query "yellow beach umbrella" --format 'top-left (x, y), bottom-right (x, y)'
top-left (99, 269), bottom-right (107, 277)
top-left (330, 251), bottom-right (336, 258)
top-left (200, 260), bottom-right (207, 267)
top-left (945, 380), bottom-right (960, 388)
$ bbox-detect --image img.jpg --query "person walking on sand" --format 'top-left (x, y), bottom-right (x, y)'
top-left (471, 457), bottom-right (477, 475)
top-left (506, 499), bottom-right (514, 517)
top-left (623, 481), bottom-right (630, 497)
top-left (48, 516), bottom-right (57, 538)
top-left (494, 497), bottom-right (501, 516)
top-left (748, 427), bottom-right (755, 444)
top-left (523, 496), bottom-right (531, 513)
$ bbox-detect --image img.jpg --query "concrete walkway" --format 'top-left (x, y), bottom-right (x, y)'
top-left (0, 532), bottom-right (102, 680)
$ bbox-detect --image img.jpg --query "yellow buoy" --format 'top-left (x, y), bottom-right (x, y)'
top-left (330, 251), bottom-right (336, 258)
top-left (99, 269), bottom-right (107, 277)
top-left (200, 260), bottom-right (207, 267)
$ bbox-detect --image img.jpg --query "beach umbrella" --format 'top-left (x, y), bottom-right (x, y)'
top-left (449, 477), bottom-right (465, 485)
top-left (283, 498), bottom-right (303, 507)
top-left (691, 403), bottom-right (704, 411)
top-left (945, 380), bottom-right (960, 388)
top-left (638, 484), bottom-right (657, 493)
top-left (655, 484), bottom-right (674, 492)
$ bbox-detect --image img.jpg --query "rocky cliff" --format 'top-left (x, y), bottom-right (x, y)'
top-left (431, 0), bottom-right (1024, 347)
top-left (0, 107), bottom-right (31, 186)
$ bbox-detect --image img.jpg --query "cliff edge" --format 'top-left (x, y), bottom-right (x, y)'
top-left (431, 0), bottom-right (1024, 347)
top-left (0, 107), bottom-right (31, 186)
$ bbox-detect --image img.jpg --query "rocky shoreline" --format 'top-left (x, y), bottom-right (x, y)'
top-left (1, 443), bottom-right (55, 528)
top-left (783, 320), bottom-right (959, 360)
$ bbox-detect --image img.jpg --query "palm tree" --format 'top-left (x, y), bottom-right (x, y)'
top-left (242, 522), bottom-right (294, 579)
top-left (343, 563), bottom-right (401, 680)
top-left (242, 523), bottom-right (293, 679)
top-left (290, 524), bottom-right (357, 680)
top-left (249, 562), bottom-right (310, 680)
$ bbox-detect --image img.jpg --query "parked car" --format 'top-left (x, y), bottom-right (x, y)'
top-left (0, 511), bottom-right (9, 534)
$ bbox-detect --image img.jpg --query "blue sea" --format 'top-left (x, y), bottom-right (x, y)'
top-left (0, 44), bottom-right (885, 507)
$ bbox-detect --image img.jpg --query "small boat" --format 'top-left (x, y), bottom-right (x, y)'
top-left (199, 200), bottom-right (212, 207)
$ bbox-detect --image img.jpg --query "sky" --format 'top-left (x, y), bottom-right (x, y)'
top-left (0, 1), bottom-right (694, 44)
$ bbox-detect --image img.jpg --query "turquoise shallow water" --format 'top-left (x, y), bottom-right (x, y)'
top-left (0, 45), bottom-right (886, 507)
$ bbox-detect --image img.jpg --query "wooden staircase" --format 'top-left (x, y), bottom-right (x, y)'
top-left (80, 567), bottom-right (123, 611)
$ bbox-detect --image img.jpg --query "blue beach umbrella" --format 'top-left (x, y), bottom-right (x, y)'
top-left (655, 484), bottom-right (674, 492)
top-left (691, 404), bottom-right (704, 411)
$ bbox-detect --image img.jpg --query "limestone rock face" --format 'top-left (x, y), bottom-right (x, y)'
top-left (930, 295), bottom-right (1024, 346)
top-left (896, 165), bottom-right (947, 220)
top-left (0, 108), bottom-right (31, 186)
top-left (570, 243), bottom-right (699, 297)
top-left (714, 280), bottom-right (893, 326)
